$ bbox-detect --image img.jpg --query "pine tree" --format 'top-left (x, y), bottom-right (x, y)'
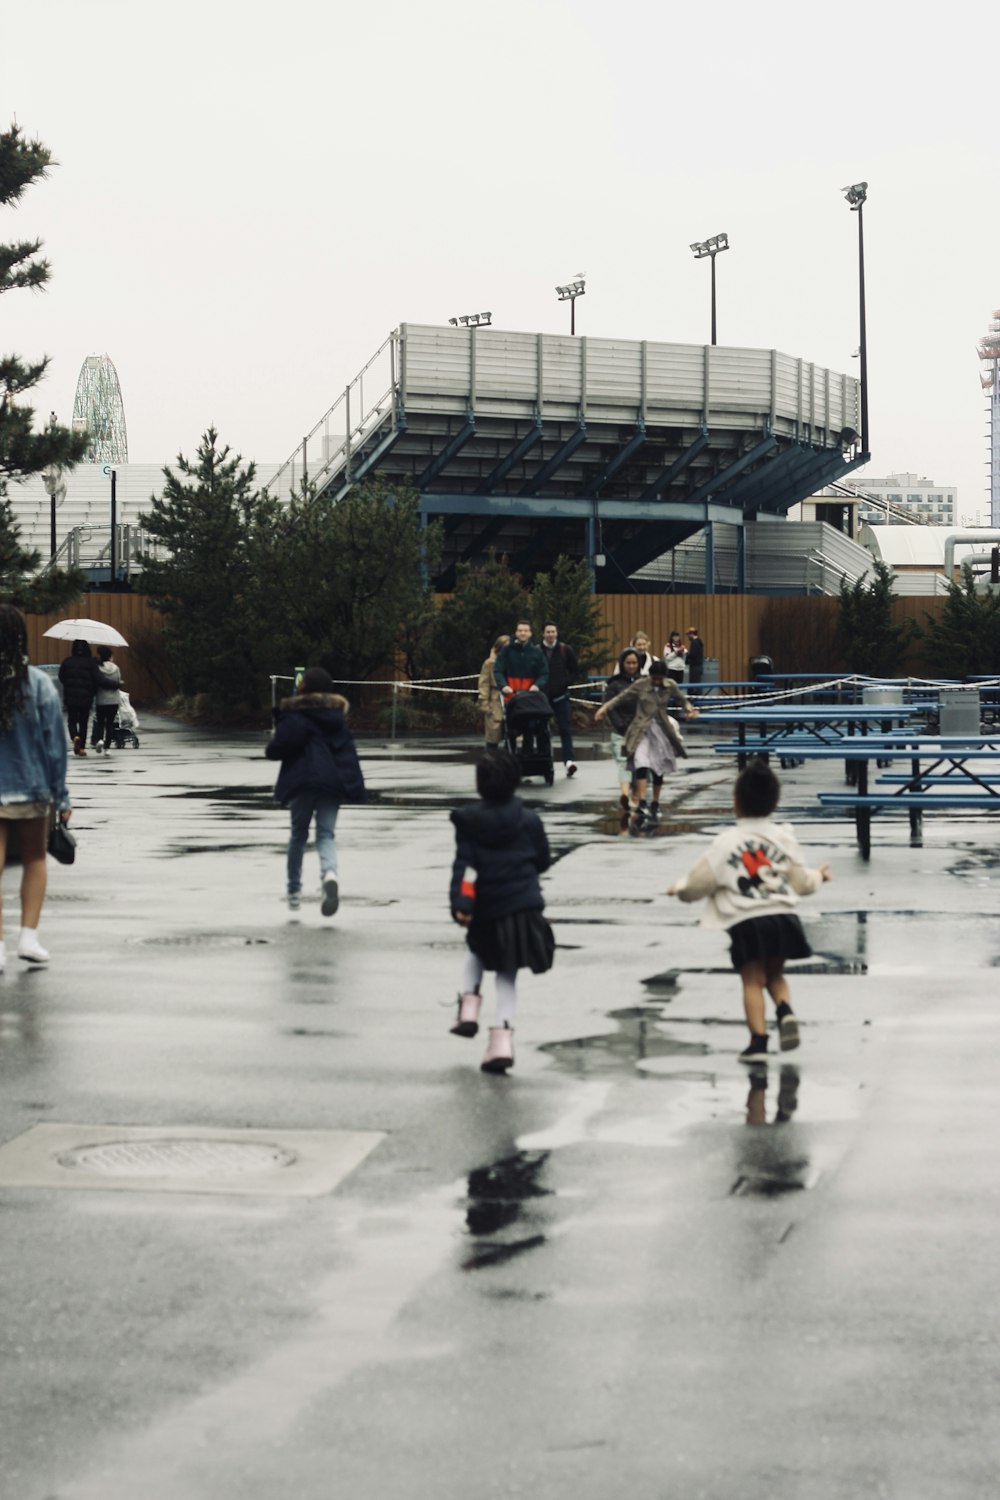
top-left (139, 429), bottom-right (271, 708)
top-left (0, 123), bottom-right (88, 606)
top-left (922, 564), bottom-right (1000, 676)
top-left (265, 477), bottom-right (442, 690)
top-left (835, 559), bottom-right (915, 677)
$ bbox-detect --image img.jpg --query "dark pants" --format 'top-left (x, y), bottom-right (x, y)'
top-left (93, 705), bottom-right (117, 746)
top-left (66, 706), bottom-right (91, 744)
top-left (551, 696), bottom-right (575, 762)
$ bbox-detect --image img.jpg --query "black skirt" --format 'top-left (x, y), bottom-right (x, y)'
top-left (467, 907), bottom-right (555, 975)
top-left (728, 913), bottom-right (812, 972)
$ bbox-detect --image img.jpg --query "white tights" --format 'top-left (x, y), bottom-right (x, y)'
top-left (462, 952), bottom-right (517, 1027)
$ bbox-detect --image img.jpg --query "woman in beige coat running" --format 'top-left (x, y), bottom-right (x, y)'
top-left (478, 634), bottom-right (509, 748)
top-left (595, 658), bottom-right (699, 830)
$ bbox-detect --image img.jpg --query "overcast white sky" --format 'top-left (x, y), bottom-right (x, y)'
top-left (3, 0), bottom-right (997, 518)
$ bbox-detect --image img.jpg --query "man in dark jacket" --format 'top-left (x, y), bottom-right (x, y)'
top-left (686, 626), bottom-right (705, 685)
top-left (540, 621), bottom-right (579, 776)
top-left (494, 620), bottom-right (550, 758)
top-left (265, 667), bottom-right (366, 916)
top-left (58, 640), bottom-right (100, 755)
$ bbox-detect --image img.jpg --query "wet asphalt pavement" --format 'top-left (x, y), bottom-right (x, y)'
top-left (1, 716), bottom-right (999, 1499)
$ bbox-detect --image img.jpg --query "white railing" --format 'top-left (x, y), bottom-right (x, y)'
top-left (263, 333), bottom-right (399, 503)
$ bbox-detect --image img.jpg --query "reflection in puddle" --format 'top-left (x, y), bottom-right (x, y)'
top-left (540, 1005), bottom-right (709, 1077)
top-left (462, 1149), bottom-right (552, 1271)
top-left (731, 1067), bottom-right (814, 1196)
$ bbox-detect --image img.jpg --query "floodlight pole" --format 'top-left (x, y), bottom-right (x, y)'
top-left (110, 467), bottom-right (117, 586)
top-left (690, 236), bottom-right (729, 345)
top-left (856, 199), bottom-right (869, 459)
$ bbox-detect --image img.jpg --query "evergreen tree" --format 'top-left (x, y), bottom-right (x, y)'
top-left (428, 553), bottom-right (532, 678)
top-left (835, 559), bottom-right (914, 677)
top-left (530, 554), bottom-right (611, 676)
top-left (0, 123), bottom-right (89, 606)
top-left (139, 429), bottom-right (271, 708)
top-left (265, 476), bottom-right (442, 689)
top-left (921, 564), bottom-right (1000, 677)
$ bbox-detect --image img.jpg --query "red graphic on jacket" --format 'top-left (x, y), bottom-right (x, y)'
top-left (736, 844), bottom-right (786, 898)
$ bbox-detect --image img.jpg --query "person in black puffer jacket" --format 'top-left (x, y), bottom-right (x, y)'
top-left (265, 667), bottom-right (366, 917)
top-left (448, 751), bottom-right (554, 1074)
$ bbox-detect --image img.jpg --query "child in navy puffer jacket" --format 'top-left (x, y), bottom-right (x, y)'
top-left (449, 752), bottom-right (554, 1074)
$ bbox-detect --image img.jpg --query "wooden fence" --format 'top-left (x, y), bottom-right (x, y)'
top-left (25, 590), bottom-right (954, 708)
top-left (27, 595), bottom-right (176, 706)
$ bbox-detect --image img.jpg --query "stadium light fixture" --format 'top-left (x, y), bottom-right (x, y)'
top-left (555, 277), bottom-right (586, 335)
top-left (690, 234), bottom-right (730, 345)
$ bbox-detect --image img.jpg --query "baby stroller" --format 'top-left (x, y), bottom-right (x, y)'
top-left (502, 689), bottom-right (555, 786)
top-left (107, 691), bottom-right (141, 750)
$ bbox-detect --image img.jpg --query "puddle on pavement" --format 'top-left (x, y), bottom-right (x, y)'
top-left (462, 1149), bottom-right (553, 1272)
top-left (540, 1004), bottom-right (711, 1076)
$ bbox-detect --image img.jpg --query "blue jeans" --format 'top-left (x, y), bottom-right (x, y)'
top-left (287, 794), bottom-right (340, 894)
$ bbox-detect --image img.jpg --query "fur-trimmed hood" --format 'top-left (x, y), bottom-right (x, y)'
top-left (280, 691), bottom-right (350, 715)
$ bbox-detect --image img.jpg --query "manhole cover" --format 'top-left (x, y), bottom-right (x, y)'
top-left (57, 1139), bottom-right (297, 1177)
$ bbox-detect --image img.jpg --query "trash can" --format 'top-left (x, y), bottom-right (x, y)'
top-left (861, 685), bottom-right (903, 708)
top-left (749, 655), bottom-right (773, 682)
top-left (939, 686), bottom-right (981, 735)
top-left (691, 657), bottom-right (721, 698)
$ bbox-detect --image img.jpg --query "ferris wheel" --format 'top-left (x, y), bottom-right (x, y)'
top-left (72, 353), bottom-right (128, 464)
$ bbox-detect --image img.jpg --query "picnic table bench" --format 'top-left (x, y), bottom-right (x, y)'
top-left (815, 737), bottom-right (1000, 857)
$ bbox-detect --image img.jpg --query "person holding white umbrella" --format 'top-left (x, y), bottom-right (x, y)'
top-left (0, 604), bottom-right (72, 966)
top-left (58, 639), bottom-right (100, 755)
top-left (45, 619), bottom-right (129, 757)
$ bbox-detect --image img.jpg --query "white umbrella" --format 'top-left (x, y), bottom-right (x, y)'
top-left (43, 618), bottom-right (129, 647)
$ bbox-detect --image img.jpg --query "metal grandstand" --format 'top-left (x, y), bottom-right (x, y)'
top-left (263, 322), bottom-right (863, 591)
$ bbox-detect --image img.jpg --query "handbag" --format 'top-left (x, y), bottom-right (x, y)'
top-left (47, 820), bottom-right (76, 866)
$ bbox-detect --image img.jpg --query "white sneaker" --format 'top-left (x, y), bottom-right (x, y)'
top-left (95, 742), bottom-right (105, 755)
top-left (321, 875), bottom-right (339, 917)
top-left (287, 891), bottom-right (301, 911)
top-left (565, 761), bottom-right (578, 777)
top-left (18, 935), bottom-right (49, 965)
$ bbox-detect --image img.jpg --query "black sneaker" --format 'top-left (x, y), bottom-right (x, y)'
top-left (778, 1011), bottom-right (800, 1052)
top-left (739, 1035), bottom-right (770, 1064)
top-left (647, 803), bottom-right (661, 823)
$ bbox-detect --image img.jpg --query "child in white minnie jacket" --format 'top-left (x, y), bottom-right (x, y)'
top-left (668, 758), bottom-right (831, 1064)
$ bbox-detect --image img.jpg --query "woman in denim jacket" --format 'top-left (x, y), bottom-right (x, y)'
top-left (0, 605), bottom-right (72, 967)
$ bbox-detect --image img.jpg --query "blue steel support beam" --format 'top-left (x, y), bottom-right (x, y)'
top-left (519, 420), bottom-right (587, 495)
top-left (416, 412), bottom-right (476, 488)
top-left (420, 492), bottom-right (746, 524)
top-left (736, 524), bottom-right (746, 590)
top-left (584, 423), bottom-right (646, 496)
top-left (682, 435), bottom-right (778, 509)
top-left (640, 428), bottom-right (710, 501)
top-left (330, 419), bottom-right (406, 499)
top-left (704, 521), bottom-right (715, 594)
top-left (735, 445), bottom-right (817, 513)
top-left (475, 421), bottom-right (543, 495)
top-left (757, 449), bottom-right (853, 515)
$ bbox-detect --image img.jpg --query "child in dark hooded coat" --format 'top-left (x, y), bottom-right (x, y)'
top-left (266, 667), bottom-right (366, 916)
top-left (449, 752), bottom-right (554, 1074)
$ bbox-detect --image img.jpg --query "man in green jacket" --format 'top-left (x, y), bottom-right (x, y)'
top-left (494, 620), bottom-right (550, 756)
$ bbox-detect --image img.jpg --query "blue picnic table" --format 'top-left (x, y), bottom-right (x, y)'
top-left (716, 731), bottom-right (1000, 857)
top-left (701, 704), bottom-right (924, 770)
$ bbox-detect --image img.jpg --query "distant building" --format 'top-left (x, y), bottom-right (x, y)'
top-left (845, 473), bottom-right (956, 527)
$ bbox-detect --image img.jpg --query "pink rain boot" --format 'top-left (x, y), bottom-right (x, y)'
top-left (480, 1023), bottom-right (514, 1074)
top-left (450, 991), bottom-right (482, 1038)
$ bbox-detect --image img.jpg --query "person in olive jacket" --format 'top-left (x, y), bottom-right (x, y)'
top-left (58, 639), bottom-right (100, 755)
top-left (265, 667), bottom-right (366, 916)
